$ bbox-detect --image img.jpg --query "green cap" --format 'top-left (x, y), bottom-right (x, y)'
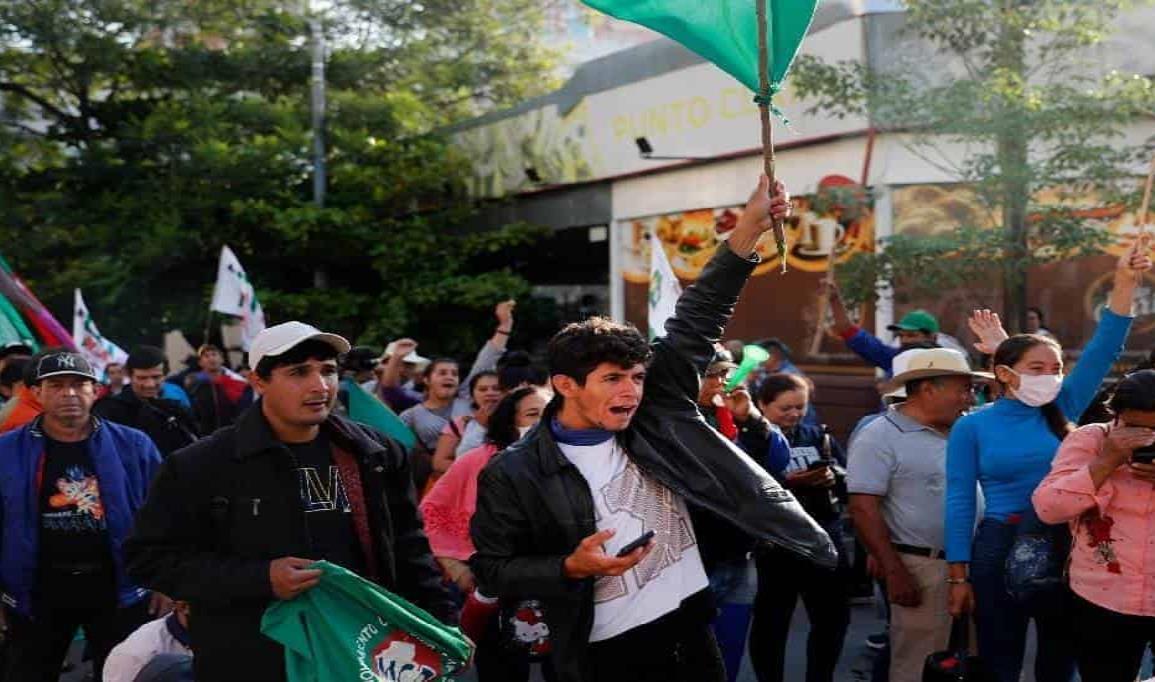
top-left (887, 310), bottom-right (939, 335)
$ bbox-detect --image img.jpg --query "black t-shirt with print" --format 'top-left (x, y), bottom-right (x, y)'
top-left (37, 437), bottom-right (116, 607)
top-left (286, 433), bottom-right (364, 573)
top-left (38, 437), bottom-right (114, 569)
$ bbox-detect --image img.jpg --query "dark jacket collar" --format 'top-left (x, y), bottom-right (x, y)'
top-left (232, 404), bottom-right (388, 461)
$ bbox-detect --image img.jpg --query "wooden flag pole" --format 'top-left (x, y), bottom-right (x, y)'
top-left (1138, 153), bottom-right (1155, 236)
top-left (756, 0), bottom-right (788, 274)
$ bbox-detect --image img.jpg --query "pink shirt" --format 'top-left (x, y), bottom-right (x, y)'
top-left (419, 443), bottom-right (499, 561)
top-left (1033, 423), bottom-right (1155, 616)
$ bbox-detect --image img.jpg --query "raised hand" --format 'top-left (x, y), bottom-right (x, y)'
top-left (495, 300), bottom-right (516, 330)
top-left (729, 175), bottom-right (791, 258)
top-left (967, 309), bottom-right (1008, 355)
top-left (1109, 233), bottom-right (1154, 316)
top-left (1119, 233), bottom-right (1154, 277)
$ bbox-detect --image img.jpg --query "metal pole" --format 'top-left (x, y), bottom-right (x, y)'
top-left (307, 5), bottom-right (329, 288)
top-left (309, 13), bottom-right (326, 209)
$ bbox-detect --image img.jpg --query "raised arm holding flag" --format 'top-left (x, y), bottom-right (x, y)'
top-left (580, 0), bottom-right (819, 272)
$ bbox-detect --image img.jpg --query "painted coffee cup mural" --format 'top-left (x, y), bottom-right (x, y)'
top-left (620, 175), bottom-right (875, 346)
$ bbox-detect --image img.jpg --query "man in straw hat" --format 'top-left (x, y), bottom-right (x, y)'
top-left (845, 348), bottom-right (991, 681)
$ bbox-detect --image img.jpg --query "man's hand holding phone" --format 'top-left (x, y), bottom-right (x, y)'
top-left (563, 528), bottom-right (654, 579)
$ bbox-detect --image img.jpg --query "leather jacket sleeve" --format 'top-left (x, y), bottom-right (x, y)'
top-left (470, 463), bottom-right (584, 600)
top-left (650, 244), bottom-right (758, 405)
top-left (374, 435), bottom-right (456, 623)
top-left (735, 414), bottom-right (772, 458)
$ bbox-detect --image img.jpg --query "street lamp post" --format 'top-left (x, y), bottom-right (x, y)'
top-left (305, 2), bottom-right (329, 289)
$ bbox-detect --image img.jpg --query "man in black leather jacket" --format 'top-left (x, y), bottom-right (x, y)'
top-left (470, 175), bottom-right (836, 682)
top-left (126, 322), bottom-right (452, 682)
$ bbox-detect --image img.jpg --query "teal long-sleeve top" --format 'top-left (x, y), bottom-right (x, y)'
top-left (944, 309), bottom-right (1133, 562)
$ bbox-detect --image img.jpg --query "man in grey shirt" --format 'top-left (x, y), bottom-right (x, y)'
top-left (847, 349), bottom-right (989, 682)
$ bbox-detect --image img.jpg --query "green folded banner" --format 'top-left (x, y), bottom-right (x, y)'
top-left (343, 378), bottom-right (417, 451)
top-left (581, 0), bottom-right (819, 96)
top-left (262, 561), bottom-right (473, 682)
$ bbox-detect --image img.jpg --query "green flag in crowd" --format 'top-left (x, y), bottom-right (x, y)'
top-left (342, 378), bottom-right (417, 451)
top-left (580, 0), bottom-right (820, 97)
top-left (262, 561), bottom-right (473, 682)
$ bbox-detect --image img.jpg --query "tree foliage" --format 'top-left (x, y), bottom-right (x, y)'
top-left (792, 0), bottom-right (1155, 327)
top-left (0, 0), bottom-right (560, 356)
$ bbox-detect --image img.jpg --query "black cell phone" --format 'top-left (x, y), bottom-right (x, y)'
top-left (807, 459), bottom-right (830, 471)
top-left (616, 530), bottom-right (656, 557)
top-left (1133, 443), bottom-right (1155, 464)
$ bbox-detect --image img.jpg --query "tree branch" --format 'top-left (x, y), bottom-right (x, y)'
top-left (0, 81), bottom-right (73, 124)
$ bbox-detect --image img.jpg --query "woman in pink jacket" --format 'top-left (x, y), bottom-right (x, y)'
top-left (1033, 369), bottom-right (1155, 682)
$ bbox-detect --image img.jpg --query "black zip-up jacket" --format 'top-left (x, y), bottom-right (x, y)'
top-left (469, 245), bottom-right (837, 682)
top-left (125, 407), bottom-right (452, 682)
top-left (93, 388), bottom-right (199, 458)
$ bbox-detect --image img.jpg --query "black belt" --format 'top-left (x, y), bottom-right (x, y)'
top-left (893, 543), bottom-right (946, 560)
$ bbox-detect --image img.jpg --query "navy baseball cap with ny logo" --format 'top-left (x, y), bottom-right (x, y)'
top-left (31, 351), bottom-right (99, 384)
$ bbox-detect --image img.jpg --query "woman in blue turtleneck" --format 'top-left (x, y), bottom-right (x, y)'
top-left (944, 239), bottom-right (1151, 682)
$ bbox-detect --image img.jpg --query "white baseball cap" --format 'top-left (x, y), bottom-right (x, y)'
top-left (248, 321), bottom-right (351, 370)
top-left (380, 341), bottom-right (431, 369)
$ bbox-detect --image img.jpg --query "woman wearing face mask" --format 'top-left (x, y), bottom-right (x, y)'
top-left (1033, 370), bottom-right (1155, 682)
top-left (419, 386), bottom-right (552, 681)
top-left (944, 237), bottom-right (1152, 682)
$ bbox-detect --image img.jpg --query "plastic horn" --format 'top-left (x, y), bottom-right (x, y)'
top-left (725, 344), bottom-right (771, 392)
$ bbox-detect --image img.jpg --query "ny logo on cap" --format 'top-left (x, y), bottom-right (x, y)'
top-left (56, 355), bottom-right (77, 369)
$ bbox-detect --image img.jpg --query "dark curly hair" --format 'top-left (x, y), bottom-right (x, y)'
top-left (547, 317), bottom-right (652, 386)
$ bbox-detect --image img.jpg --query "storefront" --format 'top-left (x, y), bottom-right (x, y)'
top-left (451, 5), bottom-right (1155, 438)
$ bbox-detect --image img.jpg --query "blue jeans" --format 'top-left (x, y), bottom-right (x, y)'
top-left (710, 558), bottom-right (756, 682)
top-left (970, 518), bottom-right (1076, 682)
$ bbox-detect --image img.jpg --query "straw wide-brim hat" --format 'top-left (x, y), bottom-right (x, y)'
top-left (882, 348), bottom-right (993, 394)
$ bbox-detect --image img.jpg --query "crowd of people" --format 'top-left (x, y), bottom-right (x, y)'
top-left (0, 173), bottom-right (1154, 682)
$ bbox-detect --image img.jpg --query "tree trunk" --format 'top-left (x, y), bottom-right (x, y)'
top-left (997, 1), bottom-right (1030, 333)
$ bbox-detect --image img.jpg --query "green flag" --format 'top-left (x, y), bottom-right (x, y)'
top-left (343, 378), bottom-right (417, 451)
top-left (262, 561), bottom-right (473, 682)
top-left (581, 0), bottom-right (819, 96)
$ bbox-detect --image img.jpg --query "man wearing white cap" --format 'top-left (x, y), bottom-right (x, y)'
top-left (126, 322), bottom-right (452, 682)
top-left (846, 348), bottom-right (990, 682)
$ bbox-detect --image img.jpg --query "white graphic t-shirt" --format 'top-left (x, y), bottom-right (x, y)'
top-left (557, 439), bottom-right (708, 642)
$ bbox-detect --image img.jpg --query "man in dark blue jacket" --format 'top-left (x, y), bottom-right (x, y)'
top-left (0, 349), bottom-right (164, 681)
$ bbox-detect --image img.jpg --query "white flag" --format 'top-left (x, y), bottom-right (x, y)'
top-left (73, 289), bottom-right (128, 378)
top-left (210, 245), bottom-right (266, 351)
top-left (648, 234), bottom-right (683, 340)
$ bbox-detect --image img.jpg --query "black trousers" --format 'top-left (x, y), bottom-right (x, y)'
top-left (2, 598), bottom-right (151, 682)
top-left (750, 542), bottom-right (851, 682)
top-left (1073, 593), bottom-right (1155, 682)
top-left (587, 594), bottom-right (726, 682)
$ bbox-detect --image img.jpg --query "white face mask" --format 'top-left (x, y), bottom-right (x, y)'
top-left (517, 424), bottom-right (534, 438)
top-left (1003, 367), bottom-right (1063, 407)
